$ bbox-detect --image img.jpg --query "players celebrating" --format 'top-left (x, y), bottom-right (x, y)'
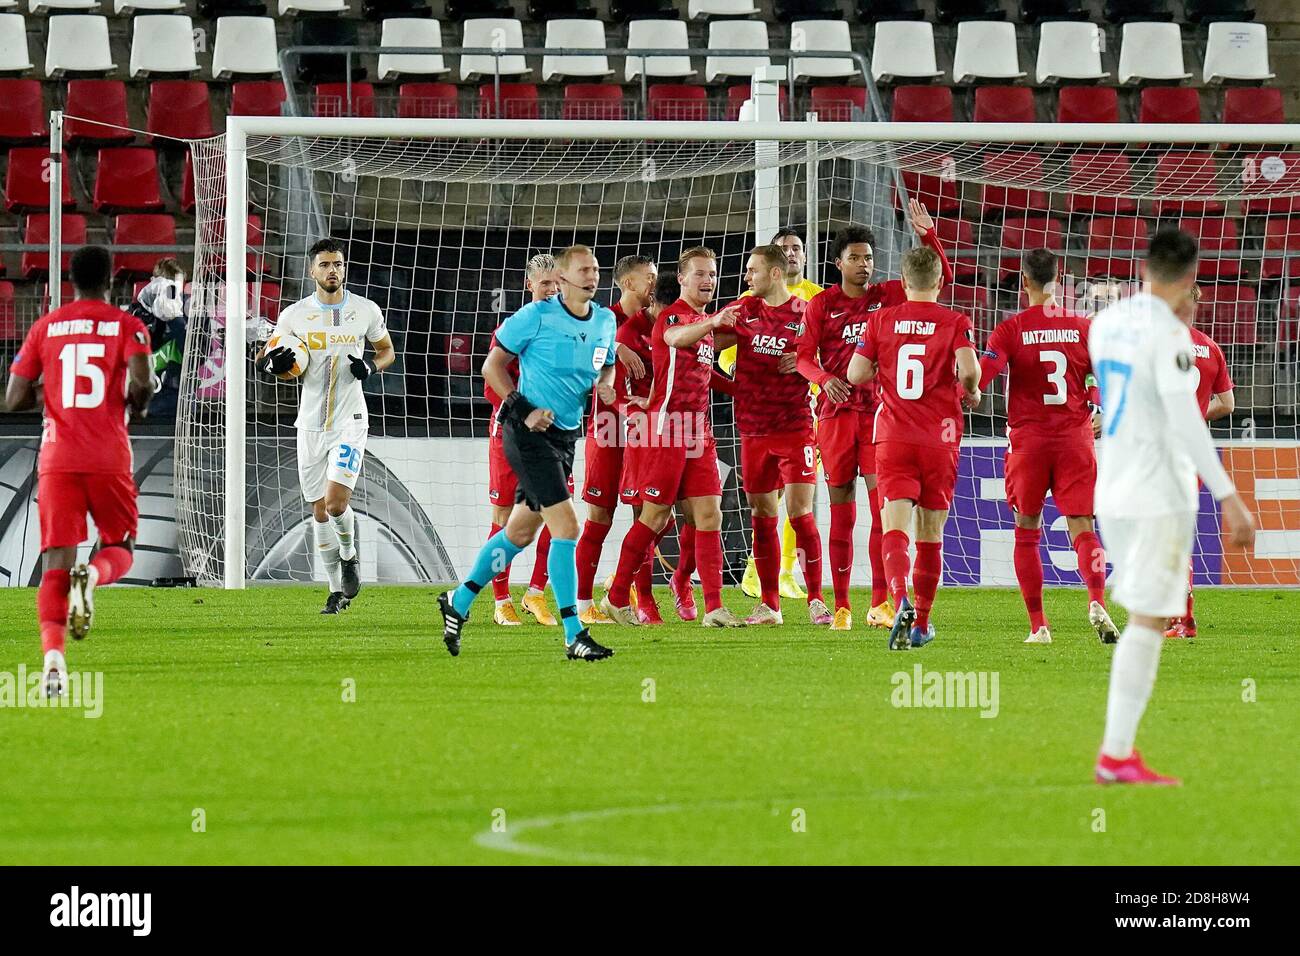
top-left (6, 246), bottom-right (155, 698)
top-left (1090, 229), bottom-right (1255, 785)
top-left (440, 245), bottom-right (619, 661)
top-left (257, 238), bottom-right (395, 615)
top-left (978, 249), bottom-right (1119, 646)
top-left (848, 246), bottom-right (980, 650)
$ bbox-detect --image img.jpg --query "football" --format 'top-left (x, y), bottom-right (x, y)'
top-left (265, 331), bottom-right (309, 381)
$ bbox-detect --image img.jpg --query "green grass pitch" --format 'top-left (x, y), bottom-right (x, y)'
top-left (1, 584), bottom-right (1296, 865)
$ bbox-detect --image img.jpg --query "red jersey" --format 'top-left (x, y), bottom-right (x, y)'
top-left (615, 306), bottom-right (654, 403)
top-left (484, 331), bottom-right (520, 412)
top-left (11, 299), bottom-right (151, 475)
top-left (649, 298), bottom-right (716, 435)
top-left (730, 295), bottom-right (812, 437)
top-left (1190, 326), bottom-right (1233, 418)
top-left (857, 301), bottom-right (975, 450)
top-left (979, 304), bottom-right (1094, 446)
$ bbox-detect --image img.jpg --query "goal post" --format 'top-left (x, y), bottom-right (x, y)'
top-left (183, 116), bottom-right (1300, 590)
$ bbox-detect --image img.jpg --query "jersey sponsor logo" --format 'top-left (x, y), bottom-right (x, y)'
top-left (839, 321), bottom-right (868, 341)
top-left (697, 342), bottom-right (715, 365)
top-left (893, 319), bottom-right (937, 335)
top-left (751, 333), bottom-right (790, 355)
top-left (1020, 329), bottom-right (1081, 345)
top-left (591, 346), bottom-right (608, 370)
top-left (303, 331), bottom-right (361, 350)
top-left (1193, 344), bottom-right (1211, 359)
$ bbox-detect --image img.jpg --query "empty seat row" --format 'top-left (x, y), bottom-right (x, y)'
top-left (5, 146), bottom-right (167, 212)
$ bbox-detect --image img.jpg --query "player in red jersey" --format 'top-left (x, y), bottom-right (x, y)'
top-left (848, 246), bottom-right (979, 650)
top-left (1167, 284), bottom-right (1235, 639)
top-left (6, 247), bottom-right (154, 699)
top-left (979, 249), bottom-right (1120, 646)
top-left (574, 254), bottom-right (661, 625)
top-left (725, 244), bottom-right (827, 625)
top-left (482, 254), bottom-right (564, 627)
top-left (601, 247), bottom-right (747, 628)
top-left (797, 201), bottom-right (953, 631)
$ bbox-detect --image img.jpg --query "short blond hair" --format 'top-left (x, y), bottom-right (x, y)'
top-left (677, 246), bottom-right (716, 274)
top-left (901, 246), bottom-right (942, 291)
top-left (555, 245), bottom-right (593, 270)
top-left (526, 253), bottom-right (557, 279)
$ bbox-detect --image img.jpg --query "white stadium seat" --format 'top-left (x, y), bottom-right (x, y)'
top-left (1117, 21), bottom-right (1191, 84)
top-left (0, 1), bottom-right (17, 8)
top-left (459, 18), bottom-right (528, 81)
top-left (871, 21), bottom-right (942, 83)
top-left (626, 18), bottom-right (694, 80)
top-left (211, 16), bottom-right (279, 79)
top-left (0, 13), bottom-right (34, 70)
top-left (689, 0), bottom-right (757, 18)
top-left (378, 18), bottom-right (448, 80)
top-left (705, 19), bottom-right (770, 82)
top-left (30, 0), bottom-right (99, 13)
top-left (130, 15), bottom-right (198, 77)
top-left (279, 0), bottom-right (347, 13)
top-left (45, 14), bottom-right (115, 76)
top-left (1036, 21), bottom-right (1108, 84)
top-left (953, 20), bottom-right (1026, 83)
top-left (114, 0), bottom-right (183, 12)
top-left (542, 19), bottom-right (611, 81)
top-left (1203, 21), bottom-right (1274, 84)
top-left (790, 20), bottom-right (856, 81)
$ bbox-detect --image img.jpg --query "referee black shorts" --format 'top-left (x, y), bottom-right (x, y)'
top-left (501, 417), bottom-right (579, 512)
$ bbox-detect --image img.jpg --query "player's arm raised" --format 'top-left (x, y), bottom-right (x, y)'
top-left (909, 199), bottom-right (955, 287)
top-left (663, 304), bottom-right (739, 350)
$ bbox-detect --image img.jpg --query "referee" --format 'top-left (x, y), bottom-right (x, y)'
top-left (439, 245), bottom-right (620, 660)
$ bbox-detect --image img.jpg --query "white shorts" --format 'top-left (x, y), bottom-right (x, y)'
top-left (297, 421), bottom-right (368, 502)
top-left (1100, 511), bottom-right (1195, 618)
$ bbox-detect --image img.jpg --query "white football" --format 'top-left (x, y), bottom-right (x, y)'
top-left (265, 331), bottom-right (310, 381)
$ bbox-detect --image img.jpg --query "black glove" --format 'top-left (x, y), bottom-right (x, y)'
top-left (348, 354), bottom-right (378, 381)
top-left (257, 346), bottom-right (296, 376)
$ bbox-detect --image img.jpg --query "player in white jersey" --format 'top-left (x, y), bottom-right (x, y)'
top-left (1088, 229), bottom-right (1255, 786)
top-left (257, 239), bottom-right (396, 613)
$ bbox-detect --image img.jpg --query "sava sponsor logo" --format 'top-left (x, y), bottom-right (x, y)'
top-left (893, 319), bottom-right (937, 335)
top-left (839, 321), bottom-right (868, 341)
top-left (303, 331), bottom-right (361, 349)
top-left (1020, 328), bottom-right (1081, 345)
top-left (50, 886), bottom-right (151, 936)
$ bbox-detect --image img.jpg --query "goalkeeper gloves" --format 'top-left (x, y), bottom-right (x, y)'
top-left (348, 354), bottom-right (378, 381)
top-left (257, 346), bottom-right (296, 376)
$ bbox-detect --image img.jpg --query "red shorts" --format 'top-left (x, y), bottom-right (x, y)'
top-left (487, 432), bottom-right (517, 507)
top-left (619, 443), bottom-right (642, 505)
top-left (38, 471), bottom-right (138, 551)
top-left (875, 440), bottom-right (959, 511)
top-left (581, 430), bottom-right (625, 507)
top-left (638, 438), bottom-right (722, 505)
top-left (741, 428), bottom-right (817, 495)
top-left (817, 408), bottom-right (876, 486)
top-left (1005, 438), bottom-right (1097, 517)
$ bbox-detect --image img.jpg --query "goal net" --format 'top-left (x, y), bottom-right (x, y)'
top-left (175, 117), bottom-right (1300, 591)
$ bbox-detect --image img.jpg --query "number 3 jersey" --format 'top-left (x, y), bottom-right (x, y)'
top-left (11, 300), bottom-right (151, 474)
top-left (856, 301), bottom-right (975, 450)
top-left (276, 292), bottom-right (388, 432)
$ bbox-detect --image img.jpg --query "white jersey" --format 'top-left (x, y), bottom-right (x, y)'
top-left (277, 291), bottom-right (388, 432)
top-left (1089, 292), bottom-right (1204, 517)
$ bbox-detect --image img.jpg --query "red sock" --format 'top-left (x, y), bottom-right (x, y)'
top-left (829, 501), bottom-right (856, 611)
top-left (1073, 530), bottom-right (1107, 605)
top-left (789, 512), bottom-right (823, 604)
top-left (634, 520), bottom-right (671, 603)
top-left (868, 486), bottom-right (887, 605)
top-left (90, 545), bottom-right (132, 587)
top-left (752, 515), bottom-right (780, 610)
top-left (39, 569), bottom-right (70, 655)
top-left (489, 523), bottom-right (511, 601)
top-left (575, 519), bottom-right (612, 602)
top-left (913, 541), bottom-right (942, 631)
top-left (608, 519), bottom-right (656, 607)
top-left (674, 522), bottom-right (697, 585)
top-left (696, 529), bottom-right (724, 613)
top-left (1186, 565), bottom-right (1195, 620)
top-left (529, 526), bottom-right (552, 591)
top-left (882, 528), bottom-right (911, 611)
top-left (1014, 526), bottom-right (1046, 631)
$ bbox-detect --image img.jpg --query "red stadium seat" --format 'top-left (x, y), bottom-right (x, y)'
top-left (979, 152), bottom-right (1049, 219)
top-left (181, 153), bottom-right (194, 214)
top-left (1261, 218), bottom-right (1300, 282)
top-left (726, 83), bottom-right (788, 121)
top-left (64, 80), bottom-right (134, 145)
top-left (1241, 152), bottom-right (1300, 217)
top-left (809, 86), bottom-right (867, 122)
top-left (148, 81), bottom-right (216, 140)
top-left (1198, 284), bottom-right (1257, 346)
top-left (647, 84), bottom-right (709, 122)
top-left (891, 85), bottom-right (953, 123)
top-left (0, 80), bottom-right (46, 143)
top-left (1086, 216), bottom-right (1150, 280)
top-left (0, 281), bottom-right (17, 341)
top-left (445, 332), bottom-right (473, 375)
top-left (5, 148), bottom-right (75, 213)
top-left (1056, 86), bottom-right (1119, 125)
top-left (398, 82), bottom-right (459, 119)
top-left (563, 84), bottom-right (625, 121)
top-left (932, 217), bottom-right (978, 280)
top-left (230, 81), bottom-right (287, 118)
top-left (1178, 217), bottom-right (1240, 281)
top-left (1152, 152), bottom-right (1224, 217)
top-left (998, 216), bottom-right (1063, 282)
top-left (1066, 151), bottom-right (1139, 215)
top-left (479, 83), bottom-right (540, 120)
top-left (93, 148), bottom-right (164, 213)
top-left (21, 213), bottom-right (87, 279)
top-left (1223, 87), bottom-right (1284, 126)
top-left (112, 214), bottom-right (177, 278)
top-left (972, 86), bottom-right (1036, 124)
top-left (41, 282), bottom-right (75, 314)
top-left (940, 281), bottom-right (991, 339)
top-left (315, 83), bottom-right (378, 118)
top-left (895, 170), bottom-right (961, 216)
top-left (1138, 87), bottom-right (1201, 126)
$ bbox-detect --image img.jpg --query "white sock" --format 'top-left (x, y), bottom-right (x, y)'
top-left (496, 597), bottom-right (512, 608)
top-left (1101, 621), bottom-right (1165, 760)
top-left (330, 506), bottom-right (356, 561)
top-left (86, 563), bottom-right (100, 590)
top-left (315, 519), bottom-right (343, 593)
top-left (43, 649), bottom-right (66, 671)
top-left (578, 598), bottom-right (593, 613)
top-left (526, 585), bottom-right (544, 598)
